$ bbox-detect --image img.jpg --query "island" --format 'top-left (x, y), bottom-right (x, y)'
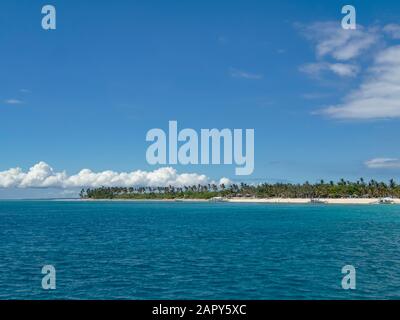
top-left (79, 179), bottom-right (400, 204)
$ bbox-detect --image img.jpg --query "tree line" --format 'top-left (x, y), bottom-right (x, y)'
top-left (80, 178), bottom-right (400, 199)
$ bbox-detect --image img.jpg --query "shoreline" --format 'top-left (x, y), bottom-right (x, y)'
top-left (227, 198), bottom-right (400, 205)
top-left (77, 197), bottom-right (400, 205)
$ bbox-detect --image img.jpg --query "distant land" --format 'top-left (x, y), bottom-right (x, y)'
top-left (80, 179), bottom-right (400, 204)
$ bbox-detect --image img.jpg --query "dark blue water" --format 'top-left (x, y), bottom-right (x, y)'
top-left (0, 200), bottom-right (400, 299)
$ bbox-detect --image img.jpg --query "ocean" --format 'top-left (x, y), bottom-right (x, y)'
top-left (0, 200), bottom-right (399, 300)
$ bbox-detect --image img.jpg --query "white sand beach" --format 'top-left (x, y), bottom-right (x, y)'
top-left (227, 198), bottom-right (400, 205)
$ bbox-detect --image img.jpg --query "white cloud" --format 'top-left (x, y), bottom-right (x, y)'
top-left (300, 62), bottom-right (359, 77)
top-left (320, 45), bottom-right (400, 119)
top-left (303, 22), bottom-right (379, 61)
top-left (230, 68), bottom-right (263, 80)
top-left (219, 177), bottom-right (232, 186)
top-left (328, 63), bottom-right (359, 77)
top-left (365, 158), bottom-right (400, 169)
top-left (0, 162), bottom-right (231, 189)
top-left (383, 24), bottom-right (400, 39)
top-left (4, 99), bottom-right (23, 105)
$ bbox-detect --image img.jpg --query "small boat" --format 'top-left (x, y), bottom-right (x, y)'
top-left (379, 197), bottom-right (395, 204)
top-left (310, 198), bottom-right (328, 204)
top-left (209, 197), bottom-right (228, 202)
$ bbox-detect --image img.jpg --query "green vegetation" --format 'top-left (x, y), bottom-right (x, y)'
top-left (80, 178), bottom-right (400, 199)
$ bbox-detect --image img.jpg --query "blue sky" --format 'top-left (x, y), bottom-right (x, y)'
top-left (1, 0), bottom-right (400, 197)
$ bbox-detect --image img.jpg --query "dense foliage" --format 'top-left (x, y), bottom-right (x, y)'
top-left (80, 178), bottom-right (400, 199)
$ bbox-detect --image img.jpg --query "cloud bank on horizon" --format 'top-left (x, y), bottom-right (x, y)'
top-left (365, 158), bottom-right (400, 169)
top-left (0, 162), bottom-right (231, 189)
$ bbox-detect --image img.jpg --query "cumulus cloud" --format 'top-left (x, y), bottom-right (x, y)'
top-left (219, 177), bottom-right (232, 186)
top-left (0, 162), bottom-right (231, 189)
top-left (320, 45), bottom-right (400, 119)
top-left (302, 22), bottom-right (379, 61)
top-left (365, 158), bottom-right (400, 169)
top-left (230, 68), bottom-right (263, 80)
top-left (300, 62), bottom-right (359, 77)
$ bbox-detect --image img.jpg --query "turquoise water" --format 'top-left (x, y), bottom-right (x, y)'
top-left (0, 200), bottom-right (400, 299)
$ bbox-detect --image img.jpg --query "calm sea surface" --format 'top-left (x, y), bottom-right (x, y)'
top-left (0, 200), bottom-right (400, 299)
